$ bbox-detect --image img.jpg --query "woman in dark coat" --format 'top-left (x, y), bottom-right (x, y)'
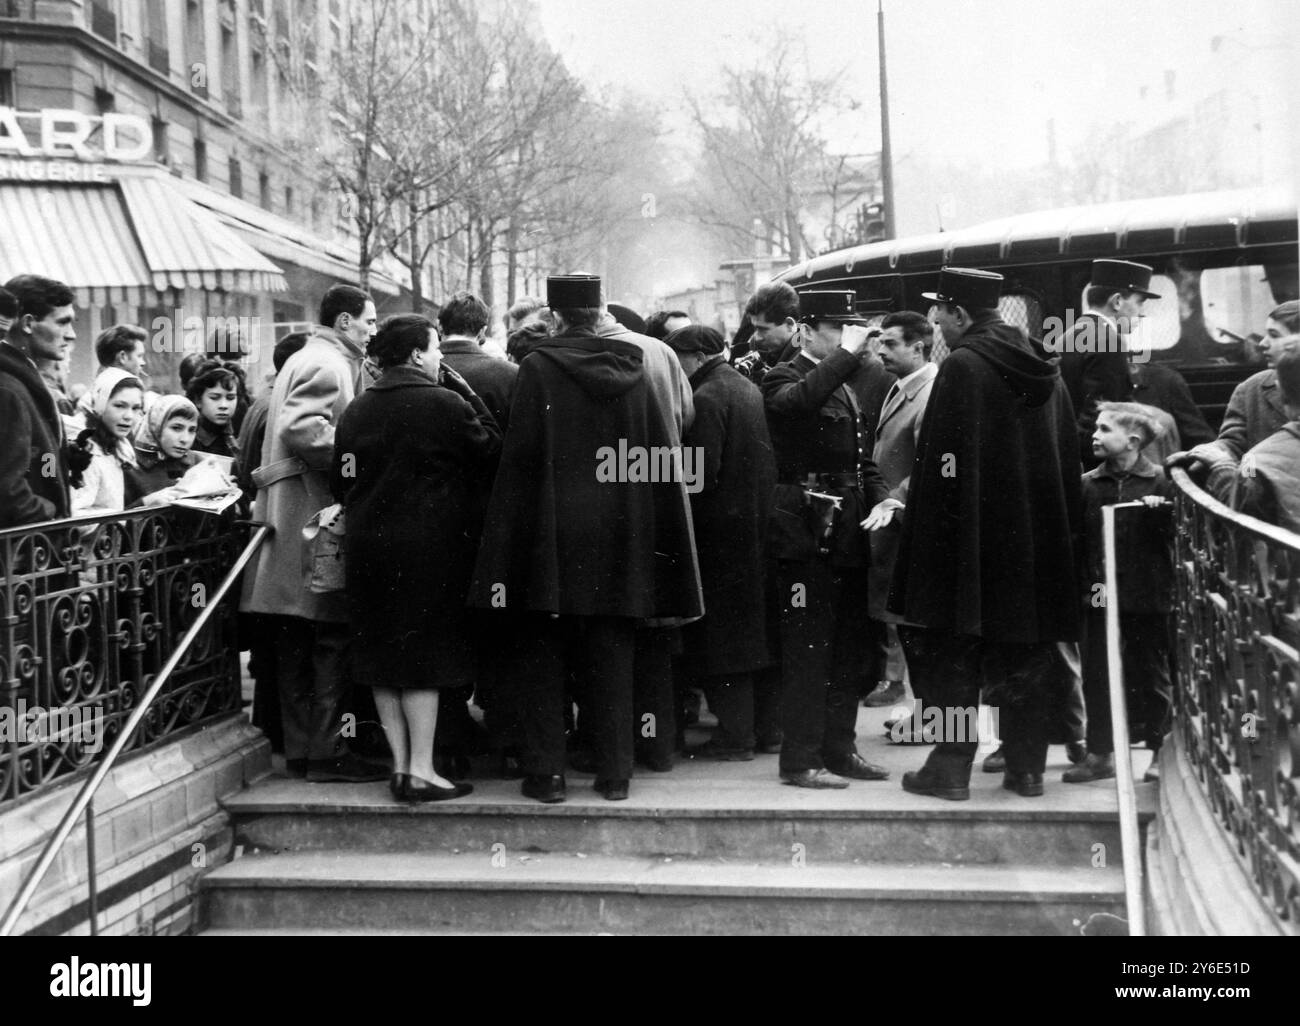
top-left (331, 315), bottom-right (501, 801)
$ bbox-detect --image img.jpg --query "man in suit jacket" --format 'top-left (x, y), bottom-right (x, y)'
top-left (862, 311), bottom-right (938, 718)
top-left (762, 290), bottom-right (892, 788)
top-left (0, 275), bottom-right (75, 527)
top-left (1057, 260), bottom-right (1162, 467)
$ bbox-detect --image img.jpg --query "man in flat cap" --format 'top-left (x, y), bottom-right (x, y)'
top-left (890, 268), bottom-right (1081, 800)
top-left (666, 325), bottom-right (779, 760)
top-left (470, 275), bottom-right (703, 803)
top-left (762, 290), bottom-right (893, 788)
top-left (1057, 259), bottom-right (1160, 467)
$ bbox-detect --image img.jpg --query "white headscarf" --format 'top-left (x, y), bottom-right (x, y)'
top-left (86, 367), bottom-right (142, 466)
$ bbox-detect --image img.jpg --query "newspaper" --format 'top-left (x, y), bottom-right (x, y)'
top-left (167, 455), bottom-right (242, 515)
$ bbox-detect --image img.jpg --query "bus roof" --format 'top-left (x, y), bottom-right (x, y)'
top-left (781, 186), bottom-right (1297, 286)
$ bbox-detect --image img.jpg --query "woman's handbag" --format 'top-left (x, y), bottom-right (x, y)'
top-left (302, 503), bottom-right (347, 593)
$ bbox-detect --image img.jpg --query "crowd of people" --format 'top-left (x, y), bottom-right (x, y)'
top-left (1, 265), bottom-right (1297, 805)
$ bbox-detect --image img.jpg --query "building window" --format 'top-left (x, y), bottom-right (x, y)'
top-left (186, 0), bottom-right (207, 99)
top-left (152, 117), bottom-right (169, 166)
top-left (144, 0), bottom-right (169, 75)
top-left (228, 156), bottom-right (243, 199)
top-left (259, 170), bottom-right (270, 209)
top-left (0, 70), bottom-right (14, 107)
top-left (194, 138), bottom-right (208, 182)
top-left (285, 185), bottom-right (294, 216)
top-left (94, 88), bottom-right (115, 115)
top-left (89, 0), bottom-right (118, 45)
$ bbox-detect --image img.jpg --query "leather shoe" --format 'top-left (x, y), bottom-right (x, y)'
top-left (1062, 752), bottom-right (1115, 783)
top-left (901, 765), bottom-right (970, 801)
top-left (594, 778), bottom-right (630, 800)
top-left (981, 746), bottom-right (1006, 773)
top-left (404, 775), bottom-right (473, 802)
top-left (306, 753), bottom-right (389, 783)
top-left (825, 752), bottom-right (890, 781)
top-left (780, 768), bottom-right (851, 789)
top-left (1002, 771), bottom-right (1044, 797)
top-left (1066, 741), bottom-right (1088, 765)
top-left (389, 773), bottom-right (410, 801)
top-left (863, 680), bottom-right (906, 708)
top-left (521, 774), bottom-right (566, 804)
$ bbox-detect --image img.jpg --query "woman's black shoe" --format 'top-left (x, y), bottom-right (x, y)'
top-left (404, 776), bottom-right (473, 802)
top-left (390, 773), bottom-right (410, 801)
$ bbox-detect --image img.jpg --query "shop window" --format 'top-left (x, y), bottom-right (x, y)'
top-left (0, 70), bottom-right (14, 107)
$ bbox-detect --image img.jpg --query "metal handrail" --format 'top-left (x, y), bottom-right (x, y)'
top-left (1101, 501), bottom-right (1148, 936)
top-left (0, 524), bottom-right (270, 937)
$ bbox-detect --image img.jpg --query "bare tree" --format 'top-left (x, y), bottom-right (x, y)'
top-left (686, 38), bottom-right (875, 264)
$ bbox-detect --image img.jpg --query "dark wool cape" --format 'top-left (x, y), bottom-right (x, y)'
top-left (469, 329), bottom-right (703, 620)
top-left (681, 356), bottom-right (777, 674)
top-left (888, 315), bottom-right (1083, 644)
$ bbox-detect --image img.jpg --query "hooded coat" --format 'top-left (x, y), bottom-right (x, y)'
top-left (681, 355), bottom-right (776, 674)
top-left (888, 313), bottom-right (1082, 644)
top-left (469, 328), bottom-right (703, 620)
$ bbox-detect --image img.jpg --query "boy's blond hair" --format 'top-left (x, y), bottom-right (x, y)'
top-left (1095, 401), bottom-right (1166, 449)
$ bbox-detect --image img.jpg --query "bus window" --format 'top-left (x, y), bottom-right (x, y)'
top-left (1125, 274), bottom-right (1181, 356)
top-left (1200, 264), bottom-right (1278, 364)
top-left (999, 293), bottom-right (1044, 340)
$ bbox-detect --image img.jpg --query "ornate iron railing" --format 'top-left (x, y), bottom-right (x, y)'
top-left (1171, 467), bottom-right (1300, 931)
top-left (0, 509), bottom-right (245, 811)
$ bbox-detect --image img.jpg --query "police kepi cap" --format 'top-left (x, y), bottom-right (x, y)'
top-left (922, 267), bottom-right (1004, 310)
top-left (663, 324), bottom-right (724, 355)
top-left (547, 274), bottom-right (602, 307)
top-left (798, 290), bottom-right (871, 325)
top-left (1088, 259), bottom-right (1160, 300)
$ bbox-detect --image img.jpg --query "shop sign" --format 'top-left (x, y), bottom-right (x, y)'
top-left (0, 107), bottom-right (153, 182)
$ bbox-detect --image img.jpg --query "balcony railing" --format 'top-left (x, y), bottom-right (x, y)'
top-left (0, 509), bottom-right (245, 811)
top-left (88, 0), bottom-right (117, 43)
top-left (1171, 467), bottom-right (1300, 931)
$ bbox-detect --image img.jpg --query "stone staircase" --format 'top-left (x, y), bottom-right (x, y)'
top-left (196, 708), bottom-right (1157, 936)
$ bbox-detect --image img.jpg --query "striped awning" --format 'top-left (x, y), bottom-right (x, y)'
top-left (0, 175), bottom-right (287, 306)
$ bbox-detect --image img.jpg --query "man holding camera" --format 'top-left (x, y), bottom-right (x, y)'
top-left (761, 290), bottom-right (894, 788)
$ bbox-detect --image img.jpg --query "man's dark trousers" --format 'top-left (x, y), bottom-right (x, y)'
top-left (897, 626), bottom-right (1057, 779)
top-left (509, 613), bottom-right (638, 780)
top-left (274, 615), bottom-right (350, 763)
top-left (776, 560), bottom-right (869, 774)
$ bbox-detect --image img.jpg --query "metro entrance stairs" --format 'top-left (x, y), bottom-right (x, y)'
top-left (197, 705), bottom-right (1157, 936)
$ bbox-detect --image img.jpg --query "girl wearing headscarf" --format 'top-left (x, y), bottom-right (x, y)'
top-left (125, 395), bottom-right (202, 508)
top-left (69, 368), bottom-right (143, 516)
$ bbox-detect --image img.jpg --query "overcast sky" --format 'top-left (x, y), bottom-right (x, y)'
top-left (536, 0), bottom-right (1296, 169)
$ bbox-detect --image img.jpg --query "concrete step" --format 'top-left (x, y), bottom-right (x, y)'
top-left (199, 850), bottom-right (1127, 936)
top-left (225, 775), bottom-right (1155, 869)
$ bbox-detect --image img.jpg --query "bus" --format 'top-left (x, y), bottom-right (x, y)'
top-left (776, 186), bottom-right (1298, 428)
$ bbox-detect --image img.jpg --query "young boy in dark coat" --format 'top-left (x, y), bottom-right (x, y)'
top-left (1065, 401), bottom-right (1174, 784)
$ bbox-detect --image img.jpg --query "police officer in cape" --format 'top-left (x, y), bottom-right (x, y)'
top-left (761, 289), bottom-right (894, 788)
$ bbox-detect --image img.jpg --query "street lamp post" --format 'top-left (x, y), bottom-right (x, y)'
top-left (877, 0), bottom-right (896, 241)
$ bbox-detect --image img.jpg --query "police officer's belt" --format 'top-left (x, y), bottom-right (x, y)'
top-left (777, 472), bottom-right (862, 489)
